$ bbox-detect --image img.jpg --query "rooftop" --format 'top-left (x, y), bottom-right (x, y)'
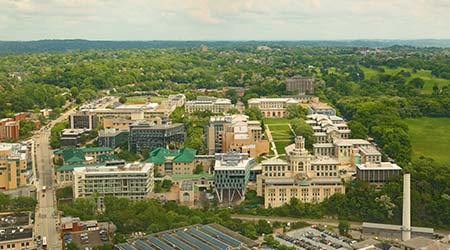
top-left (115, 224), bottom-right (257, 250)
top-left (334, 139), bottom-right (371, 146)
top-left (56, 162), bottom-right (105, 172)
top-left (98, 128), bottom-right (128, 137)
top-left (359, 145), bottom-right (382, 155)
top-left (356, 162), bottom-right (402, 171)
top-left (0, 227), bottom-right (33, 242)
top-left (0, 212), bottom-right (30, 229)
top-left (0, 143), bottom-right (26, 160)
top-left (54, 147), bottom-right (114, 163)
top-left (61, 129), bottom-right (87, 136)
top-left (73, 162), bottom-right (153, 174)
top-left (401, 237), bottom-right (450, 249)
top-left (311, 157), bottom-right (340, 165)
top-left (248, 97), bottom-right (298, 103)
top-left (115, 103), bottom-right (159, 110)
top-left (362, 222), bottom-right (434, 234)
top-left (146, 147), bottom-right (196, 164)
top-left (214, 153), bottom-right (254, 171)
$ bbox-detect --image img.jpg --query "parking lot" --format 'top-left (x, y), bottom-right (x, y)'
top-left (65, 229), bottom-right (111, 249)
top-left (275, 225), bottom-right (354, 250)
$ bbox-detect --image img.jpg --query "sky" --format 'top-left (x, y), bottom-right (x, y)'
top-left (0, 0), bottom-right (449, 40)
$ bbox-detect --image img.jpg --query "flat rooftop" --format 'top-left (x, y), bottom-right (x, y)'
top-left (115, 224), bottom-right (257, 250)
top-left (362, 222), bottom-right (434, 234)
top-left (0, 212), bottom-right (30, 229)
top-left (0, 227), bottom-right (33, 241)
top-left (356, 162), bottom-right (402, 171)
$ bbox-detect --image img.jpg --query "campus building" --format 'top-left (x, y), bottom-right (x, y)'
top-left (307, 99), bottom-right (336, 116)
top-left (0, 143), bottom-right (27, 191)
top-left (206, 114), bottom-right (269, 158)
top-left (68, 111), bottom-right (98, 130)
top-left (146, 147), bottom-right (203, 175)
top-left (214, 152), bottom-right (255, 203)
top-left (53, 147), bottom-right (114, 165)
top-left (286, 75), bottom-right (315, 93)
top-left (150, 173), bottom-right (215, 207)
top-left (185, 96), bottom-right (234, 114)
top-left (98, 129), bottom-right (129, 148)
top-left (0, 118), bottom-right (19, 142)
top-left (256, 136), bottom-right (345, 208)
top-left (356, 162), bottom-right (402, 185)
top-left (206, 115), bottom-right (232, 154)
top-left (248, 97), bottom-right (300, 118)
top-left (73, 162), bottom-right (154, 208)
top-left (82, 94), bottom-right (185, 129)
top-left (0, 212), bottom-right (34, 250)
top-left (59, 129), bottom-right (88, 148)
top-left (128, 121), bottom-right (186, 153)
top-left (306, 114), bottom-right (351, 143)
top-left (56, 160), bottom-right (125, 187)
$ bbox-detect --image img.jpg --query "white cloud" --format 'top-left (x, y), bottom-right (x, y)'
top-left (0, 0), bottom-right (448, 40)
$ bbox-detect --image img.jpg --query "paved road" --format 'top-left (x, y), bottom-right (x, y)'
top-left (33, 97), bottom-right (118, 249)
top-left (34, 128), bottom-right (61, 250)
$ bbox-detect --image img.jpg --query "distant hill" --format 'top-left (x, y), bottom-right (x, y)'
top-left (0, 39), bottom-right (449, 54)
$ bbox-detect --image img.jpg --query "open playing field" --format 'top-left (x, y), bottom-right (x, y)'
top-left (126, 95), bottom-right (167, 103)
top-left (406, 117), bottom-right (450, 164)
top-left (264, 118), bottom-right (294, 155)
top-left (361, 66), bottom-right (449, 94)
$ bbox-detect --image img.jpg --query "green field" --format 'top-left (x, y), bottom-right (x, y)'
top-left (126, 96), bottom-right (148, 103)
top-left (406, 117), bottom-right (450, 164)
top-left (126, 96), bottom-right (168, 103)
top-left (263, 118), bottom-right (291, 124)
top-left (361, 66), bottom-right (449, 94)
top-left (265, 120), bottom-right (294, 155)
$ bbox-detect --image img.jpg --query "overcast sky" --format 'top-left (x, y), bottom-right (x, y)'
top-left (1, 0), bottom-right (449, 40)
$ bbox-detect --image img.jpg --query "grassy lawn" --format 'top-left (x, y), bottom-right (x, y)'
top-left (406, 117), bottom-right (450, 164)
top-left (126, 95), bottom-right (168, 103)
top-left (126, 96), bottom-right (148, 103)
top-left (361, 66), bottom-right (449, 94)
top-left (263, 118), bottom-right (292, 124)
top-left (275, 141), bottom-right (292, 155)
top-left (266, 120), bottom-right (294, 155)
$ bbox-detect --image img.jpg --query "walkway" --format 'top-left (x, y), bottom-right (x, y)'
top-left (264, 124), bottom-right (279, 158)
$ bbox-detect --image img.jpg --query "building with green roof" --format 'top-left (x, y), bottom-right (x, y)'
top-left (54, 147), bottom-right (114, 165)
top-left (146, 147), bottom-right (203, 175)
top-left (56, 159), bottom-right (125, 187)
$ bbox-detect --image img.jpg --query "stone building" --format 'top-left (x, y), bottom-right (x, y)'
top-left (185, 96), bottom-right (234, 114)
top-left (247, 97), bottom-right (300, 118)
top-left (256, 136), bottom-right (345, 208)
top-left (206, 114), bottom-right (269, 158)
top-left (286, 75), bottom-right (314, 93)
